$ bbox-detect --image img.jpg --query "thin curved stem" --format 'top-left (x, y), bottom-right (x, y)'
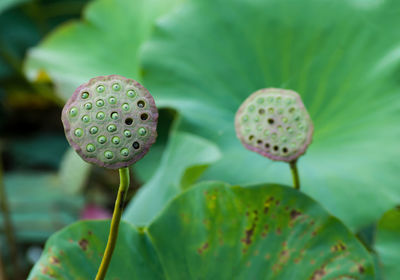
top-left (95, 167), bottom-right (130, 280)
top-left (289, 160), bottom-right (300, 190)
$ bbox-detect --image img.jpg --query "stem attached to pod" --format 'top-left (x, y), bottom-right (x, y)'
top-left (289, 160), bottom-right (300, 190)
top-left (95, 167), bottom-right (130, 280)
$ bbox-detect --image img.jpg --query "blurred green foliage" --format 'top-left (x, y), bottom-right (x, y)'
top-left (1, 0), bottom-right (399, 278)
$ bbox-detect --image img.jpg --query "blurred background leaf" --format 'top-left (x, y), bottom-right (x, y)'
top-left (30, 182), bottom-right (374, 279)
top-left (140, 0), bottom-right (400, 233)
top-left (23, 0), bottom-right (184, 101)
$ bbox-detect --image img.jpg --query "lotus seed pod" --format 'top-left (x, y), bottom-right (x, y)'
top-left (61, 75), bottom-right (158, 169)
top-left (235, 88), bottom-right (313, 162)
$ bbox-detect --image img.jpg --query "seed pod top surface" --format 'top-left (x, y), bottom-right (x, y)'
top-left (62, 75), bottom-right (158, 169)
top-left (235, 88), bottom-right (313, 162)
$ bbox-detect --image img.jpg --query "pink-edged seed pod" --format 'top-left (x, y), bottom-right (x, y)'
top-left (62, 75), bottom-right (158, 169)
top-left (235, 88), bottom-right (313, 162)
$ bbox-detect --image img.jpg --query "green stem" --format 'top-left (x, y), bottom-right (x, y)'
top-left (0, 152), bottom-right (19, 278)
top-left (95, 167), bottom-right (130, 280)
top-left (289, 160), bottom-right (300, 190)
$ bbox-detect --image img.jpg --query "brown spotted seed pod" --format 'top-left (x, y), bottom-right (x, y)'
top-left (62, 75), bottom-right (158, 169)
top-left (235, 88), bottom-right (313, 162)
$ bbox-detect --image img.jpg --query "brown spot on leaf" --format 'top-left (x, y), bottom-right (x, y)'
top-left (197, 242), bottom-right (209, 255)
top-left (358, 264), bottom-right (365, 274)
top-left (88, 231), bottom-right (93, 235)
top-left (275, 200), bottom-right (280, 206)
top-left (265, 253), bottom-right (271, 260)
top-left (79, 239), bottom-right (89, 251)
top-left (242, 225), bottom-right (255, 245)
top-left (311, 266), bottom-right (326, 280)
top-left (49, 256), bottom-right (60, 265)
top-left (331, 241), bottom-right (347, 252)
top-left (276, 227), bottom-right (282, 235)
top-left (290, 209), bottom-right (302, 220)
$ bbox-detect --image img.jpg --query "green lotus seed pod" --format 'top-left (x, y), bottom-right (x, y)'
top-left (235, 88), bottom-right (313, 162)
top-left (61, 75), bottom-right (158, 169)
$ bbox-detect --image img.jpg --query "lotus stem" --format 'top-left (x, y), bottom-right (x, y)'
top-left (95, 167), bottom-right (130, 280)
top-left (289, 160), bottom-right (300, 190)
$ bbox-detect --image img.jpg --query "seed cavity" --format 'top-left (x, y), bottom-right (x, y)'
top-left (98, 136), bottom-right (107, 144)
top-left (86, 144), bottom-right (95, 152)
top-left (132, 142), bottom-right (140, 149)
top-left (96, 85), bottom-right (105, 93)
top-left (122, 103), bottom-right (130, 111)
top-left (111, 112), bottom-right (119, 120)
top-left (96, 99), bottom-right (105, 107)
top-left (268, 118), bottom-right (274, 125)
top-left (112, 83), bottom-right (121, 91)
top-left (81, 92), bottom-right (89, 99)
top-left (124, 130), bottom-right (131, 138)
top-left (96, 112), bottom-right (105, 120)
top-left (140, 113), bottom-right (148, 120)
top-left (82, 115), bottom-right (90, 123)
top-left (127, 90), bottom-right (136, 98)
top-left (89, 126), bottom-right (98, 134)
top-left (74, 128), bottom-right (83, 137)
top-left (124, 117), bottom-right (133, 125)
top-left (107, 124), bottom-right (117, 132)
top-left (104, 151), bottom-right (113, 159)
top-left (112, 136), bottom-right (120, 145)
top-left (120, 148), bottom-right (129, 156)
top-left (108, 96), bottom-right (116, 104)
top-left (137, 100), bottom-right (145, 108)
top-left (69, 107), bottom-right (78, 117)
top-left (138, 127), bottom-right (147, 136)
top-left (84, 102), bottom-right (92, 110)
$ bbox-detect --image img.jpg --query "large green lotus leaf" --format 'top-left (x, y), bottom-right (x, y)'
top-left (374, 208), bottom-right (400, 280)
top-left (140, 0), bottom-right (400, 231)
top-left (124, 129), bottom-right (221, 226)
top-left (29, 181), bottom-right (374, 279)
top-left (23, 0), bottom-right (183, 101)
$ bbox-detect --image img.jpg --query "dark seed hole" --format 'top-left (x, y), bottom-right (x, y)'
top-left (265, 143), bottom-right (270, 149)
top-left (282, 147), bottom-right (288, 153)
top-left (268, 118), bottom-right (274, 125)
top-left (140, 113), bottom-right (148, 120)
top-left (258, 108), bottom-right (265, 115)
top-left (133, 142), bottom-right (140, 149)
top-left (125, 118), bottom-right (133, 125)
top-left (257, 139), bottom-right (262, 145)
top-left (273, 145), bottom-right (279, 151)
top-left (249, 135), bottom-right (254, 141)
top-left (137, 100), bottom-right (145, 108)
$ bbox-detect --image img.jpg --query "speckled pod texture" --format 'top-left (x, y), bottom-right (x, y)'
top-left (62, 75), bottom-right (158, 169)
top-left (235, 88), bottom-right (313, 162)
